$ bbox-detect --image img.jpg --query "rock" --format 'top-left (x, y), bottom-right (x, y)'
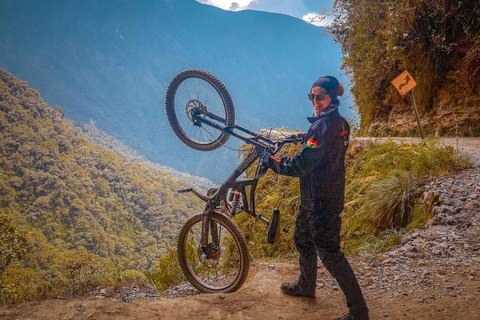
top-left (464, 202), bottom-right (475, 209)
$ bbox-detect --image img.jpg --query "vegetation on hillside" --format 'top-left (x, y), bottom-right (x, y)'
top-left (0, 69), bottom-right (470, 302)
top-left (327, 0), bottom-right (480, 135)
top-left (152, 137), bottom-right (470, 290)
top-left (0, 70), bottom-right (203, 303)
top-left (235, 138), bottom-right (469, 257)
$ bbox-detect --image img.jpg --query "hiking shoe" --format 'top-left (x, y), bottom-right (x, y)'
top-left (332, 312), bottom-right (369, 320)
top-left (280, 280), bottom-right (315, 298)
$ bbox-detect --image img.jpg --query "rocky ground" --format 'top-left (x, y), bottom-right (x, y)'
top-left (1, 138), bottom-right (479, 319)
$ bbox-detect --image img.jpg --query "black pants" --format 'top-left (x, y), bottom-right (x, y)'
top-left (294, 204), bottom-right (368, 315)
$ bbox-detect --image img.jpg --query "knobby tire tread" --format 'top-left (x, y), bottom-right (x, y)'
top-left (177, 212), bottom-right (249, 293)
top-left (165, 69), bottom-right (235, 151)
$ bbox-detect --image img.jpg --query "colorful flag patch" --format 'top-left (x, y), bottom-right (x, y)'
top-left (340, 130), bottom-right (348, 136)
top-left (306, 138), bottom-right (318, 148)
top-left (269, 155), bottom-right (280, 163)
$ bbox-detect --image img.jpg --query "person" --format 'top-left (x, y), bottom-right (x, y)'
top-left (260, 76), bottom-right (369, 320)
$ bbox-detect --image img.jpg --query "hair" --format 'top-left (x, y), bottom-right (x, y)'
top-left (337, 83), bottom-right (344, 97)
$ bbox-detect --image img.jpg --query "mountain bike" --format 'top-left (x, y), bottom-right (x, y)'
top-left (165, 69), bottom-right (301, 293)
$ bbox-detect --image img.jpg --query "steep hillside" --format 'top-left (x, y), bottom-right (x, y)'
top-left (328, 0), bottom-right (480, 136)
top-left (0, 0), bottom-right (350, 182)
top-left (0, 70), bottom-right (203, 302)
top-left (70, 120), bottom-right (216, 192)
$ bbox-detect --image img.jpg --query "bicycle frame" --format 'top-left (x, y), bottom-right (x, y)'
top-left (179, 111), bottom-right (300, 249)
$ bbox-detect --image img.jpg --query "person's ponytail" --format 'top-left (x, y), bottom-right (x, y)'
top-left (337, 83), bottom-right (344, 97)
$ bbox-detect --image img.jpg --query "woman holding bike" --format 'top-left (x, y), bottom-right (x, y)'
top-left (260, 76), bottom-right (369, 320)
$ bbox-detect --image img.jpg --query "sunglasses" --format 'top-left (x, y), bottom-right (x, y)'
top-left (307, 92), bottom-right (328, 101)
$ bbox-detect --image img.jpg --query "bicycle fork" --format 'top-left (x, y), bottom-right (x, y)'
top-left (197, 208), bottom-right (222, 261)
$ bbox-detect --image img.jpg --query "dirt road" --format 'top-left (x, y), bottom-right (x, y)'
top-left (1, 257), bottom-right (479, 319)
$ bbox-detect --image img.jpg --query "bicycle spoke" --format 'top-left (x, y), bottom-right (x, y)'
top-left (166, 69), bottom-right (234, 151)
top-left (181, 216), bottom-right (243, 290)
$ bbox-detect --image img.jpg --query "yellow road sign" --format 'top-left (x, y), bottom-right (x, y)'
top-left (392, 71), bottom-right (417, 96)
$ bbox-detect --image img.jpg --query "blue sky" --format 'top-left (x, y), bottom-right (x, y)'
top-left (195, 0), bottom-right (334, 26)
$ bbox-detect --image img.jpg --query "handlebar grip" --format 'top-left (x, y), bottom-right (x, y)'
top-left (177, 187), bottom-right (193, 193)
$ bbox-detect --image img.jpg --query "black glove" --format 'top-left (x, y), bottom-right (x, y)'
top-left (259, 151), bottom-right (272, 169)
top-left (289, 132), bottom-right (306, 143)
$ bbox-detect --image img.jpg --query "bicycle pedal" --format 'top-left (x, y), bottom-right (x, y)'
top-left (267, 208), bottom-right (280, 244)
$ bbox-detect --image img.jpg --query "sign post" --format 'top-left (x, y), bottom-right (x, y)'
top-left (392, 71), bottom-right (424, 139)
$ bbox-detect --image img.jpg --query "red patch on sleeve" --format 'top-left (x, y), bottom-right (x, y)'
top-left (340, 130), bottom-right (348, 136)
top-left (270, 155), bottom-right (280, 163)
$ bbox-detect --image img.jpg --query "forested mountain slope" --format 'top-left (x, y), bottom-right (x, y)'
top-left (70, 120), bottom-right (216, 192)
top-left (0, 70), bottom-right (203, 301)
top-left (0, 0), bottom-right (349, 182)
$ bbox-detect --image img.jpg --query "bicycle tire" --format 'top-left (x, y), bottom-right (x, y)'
top-left (165, 69), bottom-right (235, 151)
top-left (177, 212), bottom-right (249, 293)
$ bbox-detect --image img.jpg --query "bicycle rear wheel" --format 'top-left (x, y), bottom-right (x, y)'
top-left (177, 212), bottom-right (249, 293)
top-left (165, 69), bottom-right (235, 151)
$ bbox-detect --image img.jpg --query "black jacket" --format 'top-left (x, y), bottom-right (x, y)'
top-left (263, 105), bottom-right (350, 216)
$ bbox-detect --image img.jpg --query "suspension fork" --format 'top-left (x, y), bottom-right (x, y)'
top-left (177, 187), bottom-right (219, 248)
top-left (200, 202), bottom-right (220, 248)
top-left (201, 206), bottom-right (211, 247)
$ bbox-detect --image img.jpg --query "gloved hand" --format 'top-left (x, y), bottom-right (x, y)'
top-left (259, 151), bottom-right (272, 169)
top-left (289, 132), bottom-right (306, 143)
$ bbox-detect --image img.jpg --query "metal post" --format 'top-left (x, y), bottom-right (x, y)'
top-left (410, 90), bottom-right (424, 139)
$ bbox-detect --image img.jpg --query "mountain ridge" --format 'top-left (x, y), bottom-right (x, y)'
top-left (0, 0), bottom-right (350, 182)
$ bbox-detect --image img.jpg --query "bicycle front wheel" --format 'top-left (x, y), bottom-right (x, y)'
top-left (177, 212), bottom-right (249, 293)
top-left (165, 69), bottom-right (235, 151)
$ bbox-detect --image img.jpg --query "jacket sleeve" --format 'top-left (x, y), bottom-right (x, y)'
top-left (266, 123), bottom-right (327, 177)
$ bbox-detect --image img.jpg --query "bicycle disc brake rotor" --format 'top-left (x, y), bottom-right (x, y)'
top-left (186, 99), bottom-right (207, 125)
top-left (198, 243), bottom-right (221, 267)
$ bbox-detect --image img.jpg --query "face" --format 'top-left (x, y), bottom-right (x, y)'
top-left (310, 86), bottom-right (331, 114)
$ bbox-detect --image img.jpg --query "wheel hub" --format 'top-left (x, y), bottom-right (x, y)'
top-left (198, 243), bottom-right (221, 267)
top-left (186, 99), bottom-right (206, 126)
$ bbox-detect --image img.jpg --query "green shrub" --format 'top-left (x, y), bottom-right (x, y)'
top-left (146, 246), bottom-right (185, 291)
top-left (0, 263), bottom-right (37, 304)
top-left (341, 138), bottom-right (470, 254)
top-left (0, 215), bottom-right (29, 275)
top-left (56, 248), bottom-right (117, 295)
top-left (365, 169), bottom-right (420, 234)
top-left (120, 269), bottom-right (147, 286)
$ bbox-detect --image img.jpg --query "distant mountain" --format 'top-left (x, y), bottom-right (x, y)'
top-left (0, 0), bottom-right (350, 182)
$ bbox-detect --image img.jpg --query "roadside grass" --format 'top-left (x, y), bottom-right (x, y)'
top-left (147, 137), bottom-right (471, 291)
top-left (341, 138), bottom-right (471, 255)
